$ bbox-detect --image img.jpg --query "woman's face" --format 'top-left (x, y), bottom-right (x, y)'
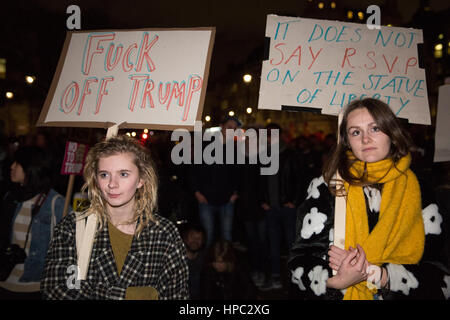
top-left (97, 152), bottom-right (143, 212)
top-left (10, 161), bottom-right (25, 184)
top-left (346, 107), bottom-right (391, 163)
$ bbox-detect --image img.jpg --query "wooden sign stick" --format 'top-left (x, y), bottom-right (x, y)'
top-left (106, 124), bottom-right (119, 139)
top-left (77, 123), bottom-right (119, 280)
top-left (62, 174), bottom-right (75, 217)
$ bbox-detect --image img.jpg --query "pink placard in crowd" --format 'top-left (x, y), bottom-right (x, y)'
top-left (60, 141), bottom-right (89, 175)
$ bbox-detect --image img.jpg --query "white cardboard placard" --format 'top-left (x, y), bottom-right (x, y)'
top-left (259, 15), bottom-right (430, 125)
top-left (38, 28), bottom-right (215, 131)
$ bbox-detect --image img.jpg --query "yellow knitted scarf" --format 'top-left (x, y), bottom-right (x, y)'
top-left (342, 153), bottom-right (424, 300)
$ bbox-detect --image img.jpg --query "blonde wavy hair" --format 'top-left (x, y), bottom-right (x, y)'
top-left (80, 135), bottom-right (159, 236)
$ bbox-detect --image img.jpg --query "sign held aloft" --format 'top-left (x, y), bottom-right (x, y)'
top-left (37, 28), bottom-right (215, 131)
top-left (259, 15), bottom-right (430, 125)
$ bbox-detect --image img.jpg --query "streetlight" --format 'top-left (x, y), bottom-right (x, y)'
top-left (228, 111), bottom-right (235, 116)
top-left (6, 91), bottom-right (14, 99)
top-left (243, 74), bottom-right (252, 83)
top-left (25, 75), bottom-right (35, 84)
top-left (246, 107), bottom-right (252, 114)
top-left (205, 115), bottom-right (211, 122)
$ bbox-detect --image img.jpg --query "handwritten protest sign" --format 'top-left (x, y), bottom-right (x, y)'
top-left (259, 15), bottom-right (430, 125)
top-left (37, 28), bottom-right (215, 131)
top-left (61, 141), bottom-right (89, 175)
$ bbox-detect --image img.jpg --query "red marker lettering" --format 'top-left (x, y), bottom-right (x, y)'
top-left (105, 44), bottom-right (123, 72)
top-left (128, 75), bottom-right (149, 111)
top-left (364, 51), bottom-right (377, 70)
top-left (122, 43), bottom-right (138, 72)
top-left (341, 48), bottom-right (356, 68)
top-left (60, 82), bottom-right (79, 114)
top-left (82, 33), bottom-right (115, 75)
top-left (183, 75), bottom-right (202, 121)
top-left (95, 77), bottom-right (114, 114)
top-left (158, 82), bottom-right (171, 105)
top-left (135, 33), bottom-right (159, 72)
top-left (270, 43), bottom-right (285, 66)
top-left (382, 54), bottom-right (399, 73)
top-left (78, 78), bottom-right (98, 115)
top-left (285, 45), bottom-right (301, 66)
top-left (141, 79), bottom-right (155, 109)
top-left (166, 82), bottom-right (186, 110)
top-left (308, 47), bottom-right (323, 70)
top-left (404, 57), bottom-right (417, 75)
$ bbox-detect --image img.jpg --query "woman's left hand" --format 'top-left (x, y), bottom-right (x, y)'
top-left (326, 244), bottom-right (369, 290)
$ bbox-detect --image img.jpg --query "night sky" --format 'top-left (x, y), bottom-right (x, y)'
top-left (2, 0), bottom-right (449, 85)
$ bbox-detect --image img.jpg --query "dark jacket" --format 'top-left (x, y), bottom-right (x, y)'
top-left (0, 188), bottom-right (64, 282)
top-left (190, 142), bottom-right (240, 206)
top-left (235, 160), bottom-right (265, 221)
top-left (260, 145), bottom-right (305, 207)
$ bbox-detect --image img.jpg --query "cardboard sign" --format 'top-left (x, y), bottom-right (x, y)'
top-left (434, 85), bottom-right (450, 162)
top-left (37, 28), bottom-right (215, 131)
top-left (259, 15), bottom-right (430, 125)
top-left (61, 141), bottom-right (89, 175)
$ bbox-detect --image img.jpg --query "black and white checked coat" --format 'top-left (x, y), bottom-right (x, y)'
top-left (40, 211), bottom-right (189, 300)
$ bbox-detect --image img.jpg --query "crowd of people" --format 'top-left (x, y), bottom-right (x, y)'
top-left (0, 98), bottom-right (449, 300)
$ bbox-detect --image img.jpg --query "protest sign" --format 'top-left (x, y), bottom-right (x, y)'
top-left (60, 141), bottom-right (89, 216)
top-left (37, 28), bottom-right (215, 131)
top-left (259, 14), bottom-right (430, 125)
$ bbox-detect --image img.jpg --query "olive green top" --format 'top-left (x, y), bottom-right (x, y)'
top-left (108, 221), bottom-right (158, 300)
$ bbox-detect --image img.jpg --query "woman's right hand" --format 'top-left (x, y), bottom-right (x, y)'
top-left (326, 244), bottom-right (369, 290)
top-left (328, 245), bottom-right (349, 271)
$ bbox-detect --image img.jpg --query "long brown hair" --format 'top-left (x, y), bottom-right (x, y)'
top-left (323, 98), bottom-right (412, 195)
top-left (81, 135), bottom-right (159, 236)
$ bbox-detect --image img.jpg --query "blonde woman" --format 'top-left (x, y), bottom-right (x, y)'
top-left (41, 135), bottom-right (188, 299)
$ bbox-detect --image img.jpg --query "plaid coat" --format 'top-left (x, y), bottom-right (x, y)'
top-left (40, 211), bottom-right (189, 300)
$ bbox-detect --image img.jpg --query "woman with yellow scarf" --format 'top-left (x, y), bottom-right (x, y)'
top-left (288, 98), bottom-right (449, 300)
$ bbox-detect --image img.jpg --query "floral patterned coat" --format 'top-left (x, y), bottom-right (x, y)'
top-left (287, 176), bottom-right (450, 300)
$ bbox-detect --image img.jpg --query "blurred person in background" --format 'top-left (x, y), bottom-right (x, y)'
top-left (201, 238), bottom-right (256, 300)
top-left (0, 146), bottom-right (65, 300)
